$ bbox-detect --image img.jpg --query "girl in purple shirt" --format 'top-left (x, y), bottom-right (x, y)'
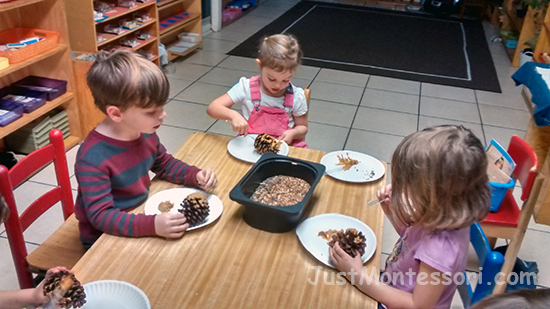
top-left (330, 125), bottom-right (491, 308)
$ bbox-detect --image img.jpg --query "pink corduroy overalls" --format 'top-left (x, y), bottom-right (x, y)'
top-left (246, 76), bottom-right (308, 148)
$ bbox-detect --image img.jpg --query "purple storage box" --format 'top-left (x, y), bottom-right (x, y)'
top-left (0, 100), bottom-right (24, 127)
top-left (13, 76), bottom-right (67, 101)
top-left (0, 86), bottom-right (46, 113)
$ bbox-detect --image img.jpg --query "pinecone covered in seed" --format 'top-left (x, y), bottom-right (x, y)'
top-left (42, 270), bottom-right (86, 308)
top-left (254, 133), bottom-right (282, 154)
top-left (179, 192), bottom-right (210, 226)
top-left (328, 228), bottom-right (367, 258)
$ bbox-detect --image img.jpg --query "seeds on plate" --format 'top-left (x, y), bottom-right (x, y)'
top-left (336, 153), bottom-right (359, 171)
top-left (158, 200), bottom-right (174, 213)
top-left (251, 175), bottom-right (310, 206)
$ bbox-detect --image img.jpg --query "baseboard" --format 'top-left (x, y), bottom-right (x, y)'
top-left (202, 17), bottom-right (212, 35)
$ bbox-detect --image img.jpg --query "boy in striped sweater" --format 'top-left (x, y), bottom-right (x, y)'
top-left (74, 49), bottom-right (217, 248)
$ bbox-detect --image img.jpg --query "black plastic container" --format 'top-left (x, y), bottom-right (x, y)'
top-left (230, 153), bottom-right (326, 233)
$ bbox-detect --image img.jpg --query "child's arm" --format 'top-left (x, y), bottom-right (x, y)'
top-left (0, 267), bottom-right (69, 309)
top-left (207, 93), bottom-right (249, 135)
top-left (76, 161), bottom-right (187, 239)
top-left (377, 184), bottom-right (406, 236)
top-left (330, 244), bottom-right (446, 308)
top-left (279, 114), bottom-right (308, 145)
top-left (151, 136), bottom-right (217, 190)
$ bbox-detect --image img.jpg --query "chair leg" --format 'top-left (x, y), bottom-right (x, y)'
top-left (493, 186), bottom-right (540, 294)
top-left (487, 237), bottom-right (497, 249)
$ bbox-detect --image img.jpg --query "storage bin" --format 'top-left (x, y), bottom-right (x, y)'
top-left (5, 116), bottom-right (52, 154)
top-left (0, 28), bottom-right (60, 63)
top-left (229, 153), bottom-right (325, 233)
top-left (0, 100), bottom-right (24, 127)
top-left (177, 32), bottom-right (200, 43)
top-left (0, 86), bottom-right (46, 113)
top-left (489, 178), bottom-right (515, 212)
top-left (13, 76), bottom-right (67, 101)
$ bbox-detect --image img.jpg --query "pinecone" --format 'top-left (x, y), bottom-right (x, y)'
top-left (254, 133), bottom-right (282, 154)
top-left (42, 270), bottom-right (86, 308)
top-left (179, 192), bottom-right (210, 226)
top-left (327, 228), bottom-right (367, 258)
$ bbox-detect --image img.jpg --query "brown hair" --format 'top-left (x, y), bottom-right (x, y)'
top-left (390, 125), bottom-right (490, 231)
top-left (471, 288), bottom-right (550, 309)
top-left (258, 34), bottom-right (302, 72)
top-left (86, 49), bottom-right (169, 113)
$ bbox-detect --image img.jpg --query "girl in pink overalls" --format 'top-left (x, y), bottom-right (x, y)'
top-left (207, 34), bottom-right (308, 148)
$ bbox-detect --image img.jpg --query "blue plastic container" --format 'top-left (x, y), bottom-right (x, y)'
top-left (0, 86), bottom-right (46, 113)
top-left (13, 76), bottom-right (67, 101)
top-left (0, 100), bottom-right (24, 127)
top-left (489, 178), bottom-right (515, 212)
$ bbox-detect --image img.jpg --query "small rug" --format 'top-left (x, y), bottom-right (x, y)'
top-left (228, 1), bottom-right (501, 92)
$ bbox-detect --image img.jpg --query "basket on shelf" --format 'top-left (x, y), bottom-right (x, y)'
top-left (0, 28), bottom-right (60, 63)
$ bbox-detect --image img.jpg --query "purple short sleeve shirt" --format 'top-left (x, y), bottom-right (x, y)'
top-left (382, 225), bottom-right (470, 309)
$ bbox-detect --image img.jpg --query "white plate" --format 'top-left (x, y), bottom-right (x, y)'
top-left (144, 188), bottom-right (223, 230)
top-left (296, 213), bottom-right (377, 268)
top-left (79, 280), bottom-right (150, 309)
top-left (227, 134), bottom-right (289, 163)
top-left (320, 150), bottom-right (385, 183)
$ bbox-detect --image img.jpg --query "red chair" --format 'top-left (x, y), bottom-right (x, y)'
top-left (480, 135), bottom-right (540, 294)
top-left (0, 129), bottom-right (84, 289)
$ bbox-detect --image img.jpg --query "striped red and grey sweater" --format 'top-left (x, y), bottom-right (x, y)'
top-left (74, 130), bottom-right (200, 247)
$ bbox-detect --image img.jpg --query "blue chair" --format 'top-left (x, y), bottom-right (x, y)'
top-left (458, 223), bottom-right (505, 307)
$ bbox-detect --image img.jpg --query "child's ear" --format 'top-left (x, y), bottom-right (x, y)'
top-left (256, 59), bottom-right (262, 68)
top-left (106, 105), bottom-right (123, 122)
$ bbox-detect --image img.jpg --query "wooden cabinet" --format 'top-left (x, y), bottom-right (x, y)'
top-left (0, 0), bottom-right (82, 149)
top-left (534, 5), bottom-right (550, 63)
top-left (64, 0), bottom-right (160, 62)
top-left (64, 0), bottom-right (161, 136)
top-left (157, 0), bottom-right (202, 61)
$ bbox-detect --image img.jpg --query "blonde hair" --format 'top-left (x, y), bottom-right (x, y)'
top-left (86, 49), bottom-right (169, 113)
top-left (390, 125), bottom-right (490, 231)
top-left (258, 34), bottom-right (302, 72)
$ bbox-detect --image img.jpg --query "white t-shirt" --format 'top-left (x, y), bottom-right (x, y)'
top-left (227, 77), bottom-right (308, 128)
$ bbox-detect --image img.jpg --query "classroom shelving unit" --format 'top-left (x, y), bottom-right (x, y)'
top-left (157, 0), bottom-right (202, 61)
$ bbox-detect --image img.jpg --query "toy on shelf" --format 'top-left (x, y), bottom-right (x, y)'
top-left (120, 19), bottom-right (139, 30)
top-left (136, 31), bottom-right (151, 40)
top-left (177, 32), bottom-right (200, 43)
top-left (0, 57), bottom-right (8, 71)
top-left (138, 49), bottom-right (155, 60)
top-left (104, 24), bottom-right (125, 35)
top-left (94, 1), bottom-right (115, 13)
top-left (133, 12), bottom-right (151, 22)
top-left (120, 36), bottom-right (139, 47)
top-left (159, 12), bottom-right (191, 31)
top-left (117, 0), bottom-right (137, 8)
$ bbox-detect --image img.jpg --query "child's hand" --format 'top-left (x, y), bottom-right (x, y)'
top-left (377, 184), bottom-right (392, 215)
top-left (155, 213), bottom-right (189, 238)
top-left (230, 114), bottom-right (249, 136)
top-left (278, 129), bottom-right (295, 145)
top-left (196, 169), bottom-right (218, 191)
top-left (329, 243), bottom-right (364, 277)
top-left (35, 267), bottom-right (72, 305)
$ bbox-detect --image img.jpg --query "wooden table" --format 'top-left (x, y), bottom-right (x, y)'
top-left (72, 132), bottom-right (386, 308)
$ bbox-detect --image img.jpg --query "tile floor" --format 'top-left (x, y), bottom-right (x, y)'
top-left (1, 0), bottom-right (549, 306)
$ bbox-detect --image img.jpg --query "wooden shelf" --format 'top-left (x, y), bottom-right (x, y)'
top-left (97, 19), bottom-right (157, 47)
top-left (167, 41), bottom-right (200, 61)
top-left (96, 1), bottom-right (156, 25)
top-left (157, 0), bottom-right (182, 9)
top-left (0, 44), bottom-right (68, 79)
top-left (133, 36), bottom-right (157, 50)
top-left (0, 92), bottom-right (74, 139)
top-left (64, 135), bottom-right (81, 149)
top-left (0, 0), bottom-right (46, 13)
top-left (160, 13), bottom-right (200, 35)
